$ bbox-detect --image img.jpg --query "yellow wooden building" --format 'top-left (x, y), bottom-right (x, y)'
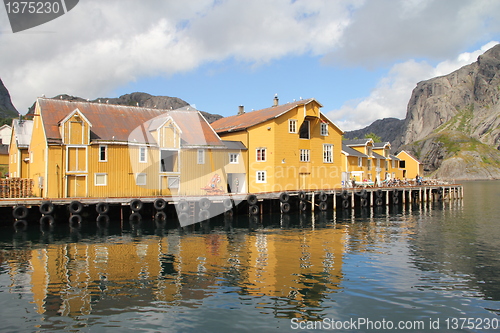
top-left (211, 97), bottom-right (344, 193)
top-left (373, 142), bottom-right (404, 181)
top-left (396, 150), bottom-right (424, 180)
top-left (13, 98), bottom-right (245, 198)
top-left (342, 139), bottom-right (405, 186)
top-left (8, 118), bottom-right (33, 178)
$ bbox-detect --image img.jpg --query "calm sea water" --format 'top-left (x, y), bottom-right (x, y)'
top-left (1, 181), bottom-right (499, 332)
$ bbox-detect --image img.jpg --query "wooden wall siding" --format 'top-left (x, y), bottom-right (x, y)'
top-left (29, 105), bottom-right (49, 197)
top-left (156, 120), bottom-right (180, 149)
top-left (180, 149), bottom-right (228, 196)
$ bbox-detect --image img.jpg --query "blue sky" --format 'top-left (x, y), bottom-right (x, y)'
top-left (1, 0), bottom-right (500, 130)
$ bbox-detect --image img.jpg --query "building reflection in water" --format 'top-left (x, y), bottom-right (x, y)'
top-left (2, 214), bottom-right (347, 320)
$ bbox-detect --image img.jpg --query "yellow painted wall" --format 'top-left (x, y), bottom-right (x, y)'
top-left (397, 151), bottom-right (423, 180)
top-left (222, 101), bottom-right (343, 193)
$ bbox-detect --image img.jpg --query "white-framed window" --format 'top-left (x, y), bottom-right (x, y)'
top-left (385, 160), bottom-right (389, 169)
top-left (197, 149), bottom-right (205, 164)
top-left (168, 176), bottom-right (180, 189)
top-left (256, 170), bottom-right (267, 183)
top-left (139, 146), bottom-right (147, 163)
top-left (358, 157), bottom-right (363, 167)
top-left (95, 173), bottom-right (107, 186)
top-left (289, 119), bottom-right (297, 133)
top-left (229, 153), bottom-right (239, 164)
top-left (256, 148), bottom-right (266, 162)
top-left (392, 159), bottom-right (396, 168)
top-left (377, 159), bottom-right (381, 168)
top-left (300, 149), bottom-right (310, 162)
top-left (367, 159), bottom-right (372, 171)
top-left (136, 173), bottom-right (147, 185)
top-left (367, 146), bottom-right (372, 157)
top-left (320, 123), bottom-right (328, 136)
top-left (99, 145), bottom-right (107, 162)
top-left (323, 144), bottom-right (333, 163)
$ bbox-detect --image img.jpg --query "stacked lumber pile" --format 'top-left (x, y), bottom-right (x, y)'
top-left (0, 178), bottom-right (34, 198)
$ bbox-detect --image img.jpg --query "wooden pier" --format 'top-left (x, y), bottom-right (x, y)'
top-left (1, 184), bottom-right (463, 228)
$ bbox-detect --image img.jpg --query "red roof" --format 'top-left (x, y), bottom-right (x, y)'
top-left (37, 98), bottom-right (223, 147)
top-left (211, 98), bottom-right (318, 133)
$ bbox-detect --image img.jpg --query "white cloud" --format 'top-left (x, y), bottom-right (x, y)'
top-left (325, 0), bottom-right (500, 67)
top-left (1, 0), bottom-right (499, 116)
top-left (1, 0), bottom-right (359, 113)
top-left (327, 41), bottom-right (499, 131)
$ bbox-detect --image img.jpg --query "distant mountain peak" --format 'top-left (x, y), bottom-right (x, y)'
top-left (0, 78), bottom-right (19, 118)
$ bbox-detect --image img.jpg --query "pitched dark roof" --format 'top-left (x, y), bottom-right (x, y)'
top-left (211, 99), bottom-right (319, 133)
top-left (37, 98), bottom-right (223, 147)
top-left (343, 138), bottom-right (373, 146)
top-left (342, 144), bottom-right (368, 157)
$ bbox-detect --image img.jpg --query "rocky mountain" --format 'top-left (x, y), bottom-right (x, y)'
top-left (397, 44), bottom-right (500, 180)
top-left (344, 117), bottom-right (404, 143)
top-left (397, 44), bottom-right (500, 149)
top-left (346, 44), bottom-right (500, 180)
top-left (29, 92), bottom-right (224, 123)
top-left (0, 78), bottom-right (19, 119)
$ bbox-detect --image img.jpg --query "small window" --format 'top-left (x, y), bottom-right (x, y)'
top-left (385, 160), bottom-right (389, 169)
top-left (229, 153), bottom-right (239, 164)
top-left (299, 121), bottom-right (310, 139)
top-left (289, 119), bottom-right (297, 133)
top-left (392, 160), bottom-right (396, 168)
top-left (95, 173), bottom-right (107, 186)
top-left (136, 173), bottom-right (147, 185)
top-left (358, 157), bottom-right (363, 167)
top-left (300, 149), bottom-right (310, 162)
top-left (367, 159), bottom-right (372, 171)
top-left (399, 160), bottom-right (406, 168)
top-left (168, 177), bottom-right (180, 189)
top-left (256, 171), bottom-right (267, 183)
top-left (99, 145), bottom-right (107, 162)
top-left (139, 146), bottom-right (147, 163)
top-left (320, 123), bottom-right (328, 136)
top-left (256, 148), bottom-right (266, 162)
top-left (197, 149), bottom-right (205, 164)
top-left (323, 144), bottom-right (333, 163)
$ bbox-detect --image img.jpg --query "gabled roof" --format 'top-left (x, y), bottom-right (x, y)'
top-left (211, 98), bottom-right (325, 133)
top-left (389, 154), bottom-right (400, 161)
top-left (36, 98), bottom-right (223, 147)
top-left (341, 144), bottom-right (368, 158)
top-left (373, 142), bottom-right (391, 149)
top-left (397, 150), bottom-right (422, 164)
top-left (12, 119), bottom-right (33, 148)
top-left (372, 151), bottom-right (386, 160)
top-left (343, 138), bottom-right (374, 146)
